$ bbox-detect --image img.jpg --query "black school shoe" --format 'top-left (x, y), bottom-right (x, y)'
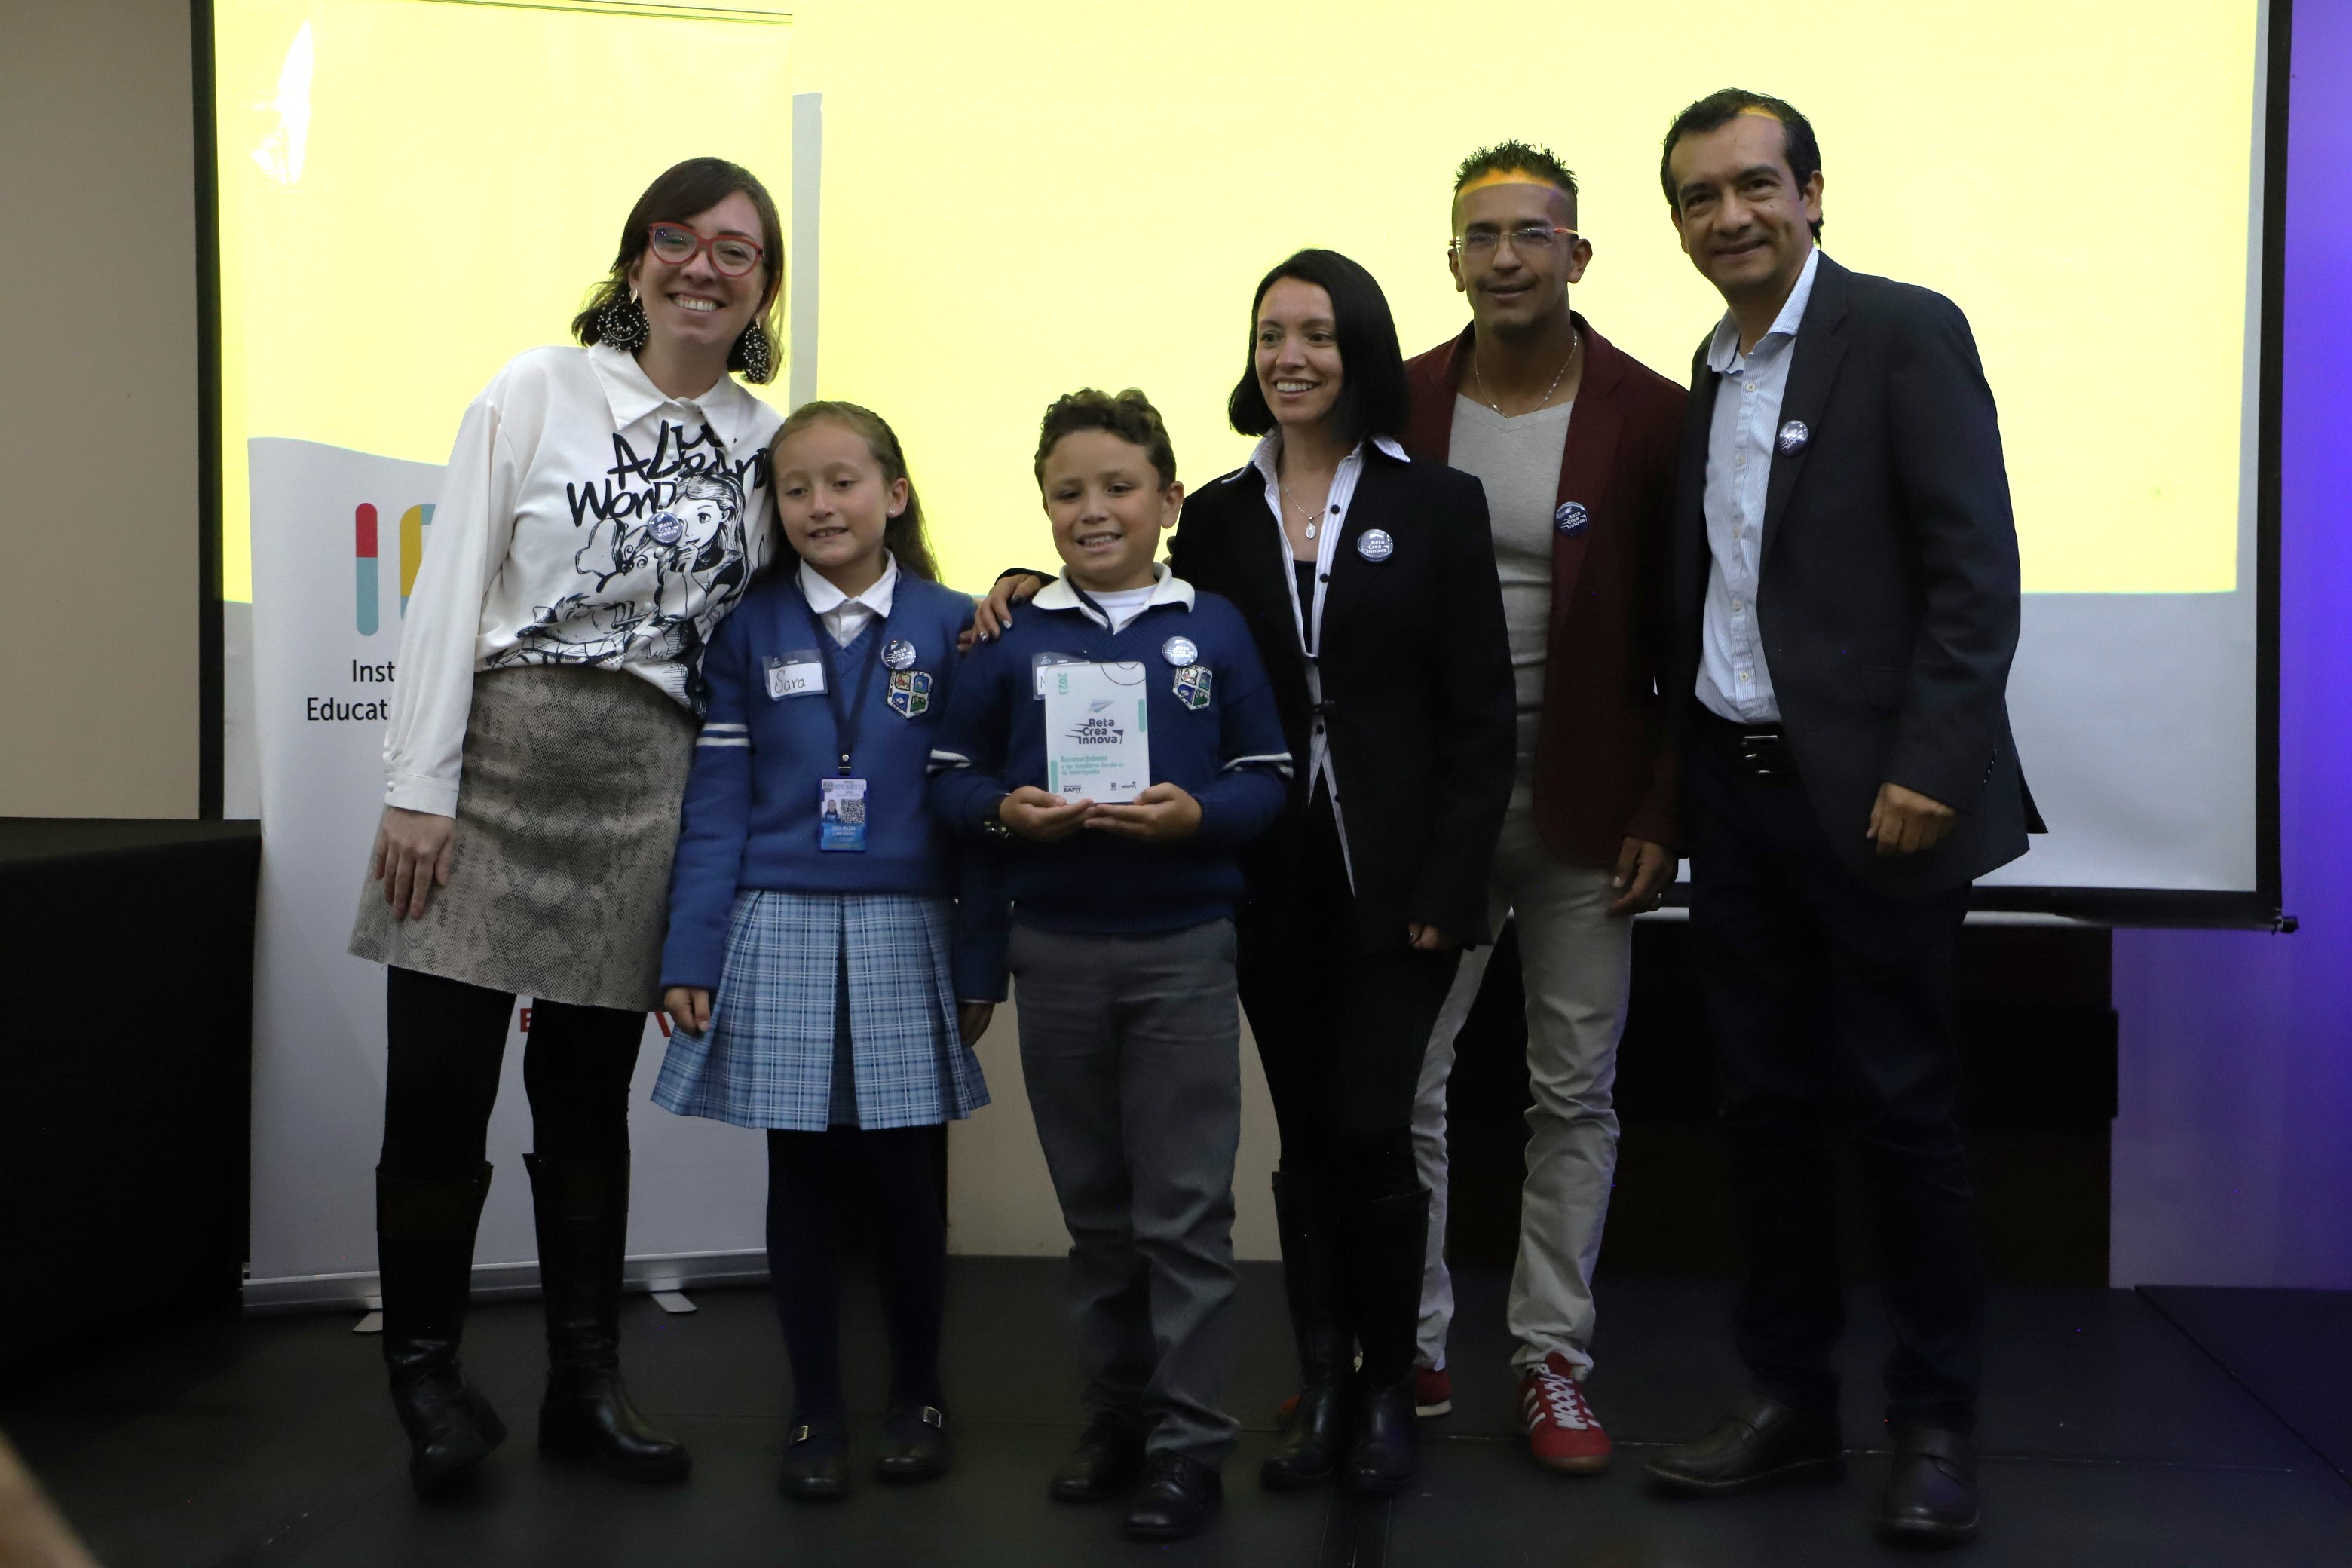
top-left (1879, 1426), bottom-right (1981, 1546)
top-left (1123, 1453), bottom-right (1222, 1541)
top-left (874, 1404), bottom-right (951, 1484)
top-left (778, 1416), bottom-right (850, 1502)
top-left (1644, 1395), bottom-right (1845, 1495)
top-left (1049, 1411), bottom-right (1147, 1502)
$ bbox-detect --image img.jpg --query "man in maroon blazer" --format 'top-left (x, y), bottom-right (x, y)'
top-left (1399, 142), bottom-right (1685, 1477)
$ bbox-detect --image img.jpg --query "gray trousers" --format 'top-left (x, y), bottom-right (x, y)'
top-left (1009, 919), bottom-right (1242, 1467)
top-left (1412, 786), bottom-right (1632, 1376)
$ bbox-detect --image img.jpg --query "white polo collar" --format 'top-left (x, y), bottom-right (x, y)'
top-left (798, 550), bottom-right (899, 619)
top-left (1034, 562), bottom-right (1196, 628)
top-left (586, 340), bottom-right (761, 457)
top-left (1707, 244), bottom-right (1821, 375)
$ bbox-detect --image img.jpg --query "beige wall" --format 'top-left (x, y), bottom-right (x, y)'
top-left (0, 1), bottom-right (202, 818)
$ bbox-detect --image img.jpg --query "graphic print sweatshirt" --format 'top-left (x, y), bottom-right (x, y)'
top-left (381, 342), bottom-right (783, 816)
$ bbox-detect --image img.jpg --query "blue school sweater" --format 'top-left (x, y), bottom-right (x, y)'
top-left (662, 565), bottom-right (1007, 999)
top-left (927, 570), bottom-right (1291, 934)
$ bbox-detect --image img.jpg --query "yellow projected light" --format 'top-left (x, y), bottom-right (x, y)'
top-left (219, 0), bottom-right (2259, 599)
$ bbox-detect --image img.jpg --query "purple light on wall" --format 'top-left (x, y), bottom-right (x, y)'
top-left (2109, 2), bottom-right (2352, 1288)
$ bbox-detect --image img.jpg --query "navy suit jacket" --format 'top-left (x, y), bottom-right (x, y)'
top-left (1668, 252), bottom-right (2039, 896)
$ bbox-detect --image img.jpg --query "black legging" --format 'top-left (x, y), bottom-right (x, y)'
top-left (1238, 794), bottom-right (1459, 1199)
top-left (381, 966), bottom-right (645, 1181)
top-left (765, 1125), bottom-right (947, 1422)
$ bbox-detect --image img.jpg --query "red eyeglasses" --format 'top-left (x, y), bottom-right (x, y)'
top-left (646, 222), bottom-right (765, 277)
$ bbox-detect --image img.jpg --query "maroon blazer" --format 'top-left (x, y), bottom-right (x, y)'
top-left (1403, 316), bottom-right (1687, 862)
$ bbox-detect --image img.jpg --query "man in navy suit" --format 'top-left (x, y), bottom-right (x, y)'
top-left (1641, 89), bottom-right (2038, 1548)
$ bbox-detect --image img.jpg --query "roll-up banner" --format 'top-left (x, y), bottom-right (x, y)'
top-left (243, 437), bottom-right (770, 1308)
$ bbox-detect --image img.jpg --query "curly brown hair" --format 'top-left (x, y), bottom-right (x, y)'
top-left (1033, 387), bottom-right (1178, 490)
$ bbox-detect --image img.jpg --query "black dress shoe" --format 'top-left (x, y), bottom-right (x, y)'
top-left (1645, 1395), bottom-right (1845, 1495)
top-left (1049, 1411), bottom-right (1147, 1502)
top-left (778, 1418), bottom-right (850, 1502)
top-left (1123, 1453), bottom-right (1222, 1541)
top-left (874, 1404), bottom-right (951, 1484)
top-left (1344, 1378), bottom-right (1420, 1496)
top-left (1879, 1426), bottom-right (1980, 1545)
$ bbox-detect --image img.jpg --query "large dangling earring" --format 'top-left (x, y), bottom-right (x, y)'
top-left (734, 321), bottom-right (774, 383)
top-left (597, 290), bottom-right (649, 352)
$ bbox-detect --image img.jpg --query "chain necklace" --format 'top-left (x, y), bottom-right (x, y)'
top-left (1280, 481), bottom-right (1330, 540)
top-left (1470, 326), bottom-right (1579, 416)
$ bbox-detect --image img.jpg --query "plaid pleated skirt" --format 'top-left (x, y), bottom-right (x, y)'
top-left (652, 889), bottom-right (990, 1131)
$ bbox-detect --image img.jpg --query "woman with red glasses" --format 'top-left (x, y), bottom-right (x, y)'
top-left (347, 157), bottom-right (785, 1496)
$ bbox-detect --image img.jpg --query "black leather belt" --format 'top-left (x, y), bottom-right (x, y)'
top-left (1695, 707), bottom-right (1799, 779)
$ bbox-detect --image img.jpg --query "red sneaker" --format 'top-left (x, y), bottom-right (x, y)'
top-left (1518, 1353), bottom-right (1611, 1474)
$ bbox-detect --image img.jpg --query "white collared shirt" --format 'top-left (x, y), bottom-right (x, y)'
top-left (799, 552), bottom-right (901, 647)
top-left (1031, 562), bottom-right (1197, 627)
top-left (1232, 432), bottom-right (1409, 867)
top-left (383, 342), bottom-right (782, 815)
top-left (1696, 244), bottom-right (1821, 725)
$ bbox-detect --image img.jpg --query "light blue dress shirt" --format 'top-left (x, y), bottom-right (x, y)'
top-left (1696, 245), bottom-right (1821, 724)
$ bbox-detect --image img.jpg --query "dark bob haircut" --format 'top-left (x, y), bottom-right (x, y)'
top-left (1227, 249), bottom-right (1409, 447)
top-left (1034, 388), bottom-right (1178, 491)
top-left (1659, 89), bottom-right (1824, 240)
top-left (571, 156), bottom-right (786, 382)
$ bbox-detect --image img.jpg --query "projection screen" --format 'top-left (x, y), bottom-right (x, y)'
top-left (213, 0), bottom-right (2286, 927)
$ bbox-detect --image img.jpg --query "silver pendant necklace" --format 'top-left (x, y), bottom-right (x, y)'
top-left (1471, 326), bottom-right (1579, 416)
top-left (1281, 481), bottom-right (1328, 540)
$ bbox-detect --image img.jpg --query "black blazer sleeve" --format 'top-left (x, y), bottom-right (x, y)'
top-left (1882, 293), bottom-right (2020, 813)
top-left (1409, 467), bottom-right (1516, 939)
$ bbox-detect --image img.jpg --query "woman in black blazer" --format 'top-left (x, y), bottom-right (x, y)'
top-left (1177, 250), bottom-right (1514, 1496)
top-left (976, 250), bottom-right (1514, 1496)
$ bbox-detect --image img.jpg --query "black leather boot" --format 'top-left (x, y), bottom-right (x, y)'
top-left (1340, 1187), bottom-right (1429, 1496)
top-left (1261, 1169), bottom-right (1351, 1490)
top-left (378, 1163), bottom-right (507, 1496)
top-left (526, 1151), bottom-right (691, 1483)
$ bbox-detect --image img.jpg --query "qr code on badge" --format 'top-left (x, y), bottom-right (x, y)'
top-left (828, 798), bottom-right (867, 825)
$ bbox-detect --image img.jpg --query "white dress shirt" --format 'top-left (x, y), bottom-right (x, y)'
top-left (384, 342), bottom-right (781, 815)
top-left (798, 551), bottom-right (900, 647)
top-left (1696, 245), bottom-right (1821, 725)
top-left (1233, 431), bottom-right (1410, 881)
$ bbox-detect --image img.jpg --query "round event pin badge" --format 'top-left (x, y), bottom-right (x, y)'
top-left (1776, 420), bottom-right (1811, 457)
top-left (880, 638), bottom-right (917, 671)
top-left (1554, 501), bottom-right (1589, 537)
top-left (1357, 528), bottom-right (1395, 562)
top-left (1161, 635), bottom-right (1199, 668)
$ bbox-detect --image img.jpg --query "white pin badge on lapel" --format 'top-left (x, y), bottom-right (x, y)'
top-left (1776, 420), bottom-right (1811, 457)
top-left (1554, 502), bottom-right (1589, 537)
top-left (880, 638), bottom-right (918, 671)
top-left (1356, 528), bottom-right (1395, 562)
top-left (1161, 635), bottom-right (1199, 668)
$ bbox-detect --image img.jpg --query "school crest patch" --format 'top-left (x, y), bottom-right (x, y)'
top-left (887, 669), bottom-right (933, 718)
top-left (1172, 665), bottom-right (1213, 711)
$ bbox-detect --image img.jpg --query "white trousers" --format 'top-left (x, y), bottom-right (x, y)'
top-left (1411, 788), bottom-right (1632, 1376)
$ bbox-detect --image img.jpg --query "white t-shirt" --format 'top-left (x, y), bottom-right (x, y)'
top-left (382, 342), bottom-right (782, 815)
top-left (1447, 395), bottom-right (1573, 783)
top-left (1086, 584), bottom-right (1159, 633)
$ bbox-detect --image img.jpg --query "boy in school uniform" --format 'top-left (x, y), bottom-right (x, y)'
top-left (929, 389), bottom-right (1291, 1542)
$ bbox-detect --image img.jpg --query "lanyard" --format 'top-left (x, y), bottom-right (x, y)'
top-left (801, 600), bottom-right (883, 776)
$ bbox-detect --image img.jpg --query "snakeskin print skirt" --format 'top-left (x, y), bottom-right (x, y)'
top-left (348, 665), bottom-right (694, 1012)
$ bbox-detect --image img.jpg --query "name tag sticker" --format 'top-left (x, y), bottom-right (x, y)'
top-left (819, 776), bottom-right (868, 851)
top-left (765, 649), bottom-right (825, 700)
top-left (1031, 649), bottom-right (1090, 699)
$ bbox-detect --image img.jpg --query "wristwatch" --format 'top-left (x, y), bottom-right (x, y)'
top-left (983, 794), bottom-right (1012, 840)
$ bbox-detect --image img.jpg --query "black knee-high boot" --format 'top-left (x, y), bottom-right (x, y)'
top-left (378, 1163), bottom-right (507, 1496)
top-left (526, 1151), bottom-right (691, 1482)
top-left (1340, 1187), bottom-right (1429, 1496)
top-left (1261, 1168), bottom-right (1351, 1490)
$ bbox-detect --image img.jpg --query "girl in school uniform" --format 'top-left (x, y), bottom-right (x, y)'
top-left (655, 402), bottom-right (1003, 1502)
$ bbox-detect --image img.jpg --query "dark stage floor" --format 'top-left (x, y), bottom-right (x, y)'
top-left (8, 1263), bottom-right (2350, 1566)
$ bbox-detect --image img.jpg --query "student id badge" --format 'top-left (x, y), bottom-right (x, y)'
top-left (765, 649), bottom-right (826, 701)
top-left (819, 776), bottom-right (868, 851)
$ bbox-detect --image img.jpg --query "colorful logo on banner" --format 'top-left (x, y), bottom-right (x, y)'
top-left (353, 503), bottom-right (436, 635)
